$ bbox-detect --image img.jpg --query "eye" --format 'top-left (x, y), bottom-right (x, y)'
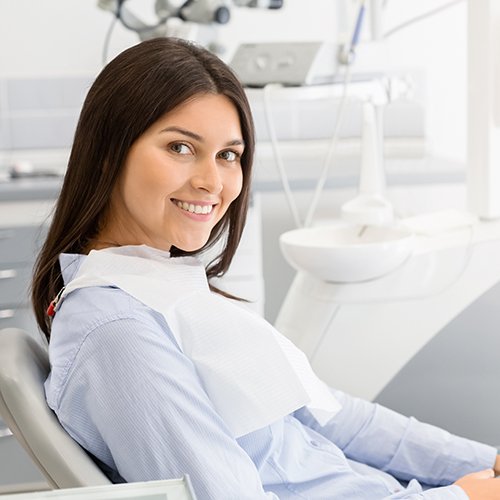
top-left (170, 142), bottom-right (192, 155)
top-left (218, 150), bottom-right (241, 162)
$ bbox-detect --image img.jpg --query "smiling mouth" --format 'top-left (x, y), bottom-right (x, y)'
top-left (173, 199), bottom-right (215, 215)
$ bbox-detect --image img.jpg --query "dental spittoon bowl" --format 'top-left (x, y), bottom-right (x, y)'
top-left (280, 225), bottom-right (415, 283)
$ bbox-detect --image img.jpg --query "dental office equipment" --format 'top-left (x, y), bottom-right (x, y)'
top-left (275, 0), bottom-right (500, 446)
top-left (259, 75), bottom-right (412, 229)
top-left (0, 480), bottom-right (197, 500)
top-left (98, 0), bottom-right (283, 58)
top-left (230, 42), bottom-right (339, 88)
top-left (467, 0), bottom-right (500, 219)
top-left (340, 101), bottom-right (394, 227)
top-left (0, 327), bottom-right (199, 498)
top-left (253, 0), bottom-right (368, 229)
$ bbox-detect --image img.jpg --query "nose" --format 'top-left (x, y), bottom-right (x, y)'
top-left (191, 157), bottom-right (223, 194)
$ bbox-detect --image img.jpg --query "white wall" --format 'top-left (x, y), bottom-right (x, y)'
top-left (0, 1), bottom-right (123, 78)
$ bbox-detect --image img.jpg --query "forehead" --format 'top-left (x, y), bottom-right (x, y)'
top-left (156, 93), bottom-right (241, 129)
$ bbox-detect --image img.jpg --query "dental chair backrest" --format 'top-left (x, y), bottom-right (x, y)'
top-left (0, 328), bottom-right (111, 489)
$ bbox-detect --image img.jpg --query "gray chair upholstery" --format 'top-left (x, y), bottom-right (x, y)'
top-left (0, 328), bottom-right (111, 489)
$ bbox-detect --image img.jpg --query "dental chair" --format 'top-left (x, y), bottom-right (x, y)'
top-left (0, 327), bottom-right (111, 489)
top-left (0, 328), bottom-right (197, 498)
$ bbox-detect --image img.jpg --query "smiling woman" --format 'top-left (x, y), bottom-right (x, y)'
top-left (32, 37), bottom-right (255, 340)
top-left (29, 37), bottom-right (500, 500)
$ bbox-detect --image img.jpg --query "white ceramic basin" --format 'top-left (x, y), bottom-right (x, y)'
top-left (280, 224), bottom-right (415, 283)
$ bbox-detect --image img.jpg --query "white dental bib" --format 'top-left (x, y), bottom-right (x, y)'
top-left (60, 245), bottom-right (341, 437)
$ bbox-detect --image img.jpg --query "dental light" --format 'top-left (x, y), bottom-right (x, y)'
top-left (97, 0), bottom-right (283, 40)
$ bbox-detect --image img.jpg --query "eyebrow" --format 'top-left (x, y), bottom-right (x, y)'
top-left (159, 126), bottom-right (245, 148)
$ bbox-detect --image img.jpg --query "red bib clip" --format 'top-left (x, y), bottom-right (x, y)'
top-left (46, 287), bottom-right (65, 318)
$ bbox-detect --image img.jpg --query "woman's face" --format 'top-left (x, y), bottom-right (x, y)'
top-left (101, 93), bottom-right (245, 252)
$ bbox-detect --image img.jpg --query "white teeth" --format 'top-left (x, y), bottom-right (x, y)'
top-left (176, 200), bottom-right (213, 215)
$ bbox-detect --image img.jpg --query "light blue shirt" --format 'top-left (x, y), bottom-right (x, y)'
top-left (45, 253), bottom-right (496, 499)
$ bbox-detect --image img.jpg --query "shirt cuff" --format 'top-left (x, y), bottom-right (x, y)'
top-left (387, 482), bottom-right (469, 499)
top-left (442, 436), bottom-right (497, 483)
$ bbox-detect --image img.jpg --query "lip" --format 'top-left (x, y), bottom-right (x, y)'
top-left (171, 198), bottom-right (217, 221)
top-left (172, 198), bottom-right (216, 207)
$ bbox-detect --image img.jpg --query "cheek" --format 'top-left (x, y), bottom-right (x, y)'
top-left (227, 169), bottom-right (244, 203)
top-left (123, 153), bottom-right (173, 201)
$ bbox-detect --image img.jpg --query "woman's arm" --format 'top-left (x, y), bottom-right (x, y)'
top-left (293, 388), bottom-right (497, 486)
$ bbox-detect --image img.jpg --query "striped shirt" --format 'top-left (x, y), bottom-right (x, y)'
top-left (44, 253), bottom-right (496, 499)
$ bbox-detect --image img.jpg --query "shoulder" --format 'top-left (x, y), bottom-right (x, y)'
top-left (53, 284), bottom-right (164, 336)
top-left (46, 285), bottom-right (179, 407)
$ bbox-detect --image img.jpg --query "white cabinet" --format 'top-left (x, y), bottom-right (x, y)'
top-left (0, 198), bottom-right (54, 493)
top-left (0, 202), bottom-right (53, 336)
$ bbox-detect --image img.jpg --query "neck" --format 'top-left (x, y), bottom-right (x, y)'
top-left (85, 238), bottom-right (121, 252)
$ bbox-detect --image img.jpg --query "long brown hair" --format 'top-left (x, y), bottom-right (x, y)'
top-left (32, 37), bottom-right (255, 341)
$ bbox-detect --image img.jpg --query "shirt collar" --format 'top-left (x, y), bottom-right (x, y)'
top-left (59, 253), bottom-right (85, 285)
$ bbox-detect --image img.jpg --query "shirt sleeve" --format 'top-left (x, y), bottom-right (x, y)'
top-left (54, 313), bottom-right (277, 500)
top-left (294, 388), bottom-right (496, 487)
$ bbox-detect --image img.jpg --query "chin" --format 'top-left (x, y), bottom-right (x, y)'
top-left (172, 240), bottom-right (209, 254)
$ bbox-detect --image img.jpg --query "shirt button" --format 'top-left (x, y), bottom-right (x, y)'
top-left (310, 440), bottom-right (320, 447)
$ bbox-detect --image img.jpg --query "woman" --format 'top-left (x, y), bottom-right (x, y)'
top-left (32, 37), bottom-right (500, 499)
